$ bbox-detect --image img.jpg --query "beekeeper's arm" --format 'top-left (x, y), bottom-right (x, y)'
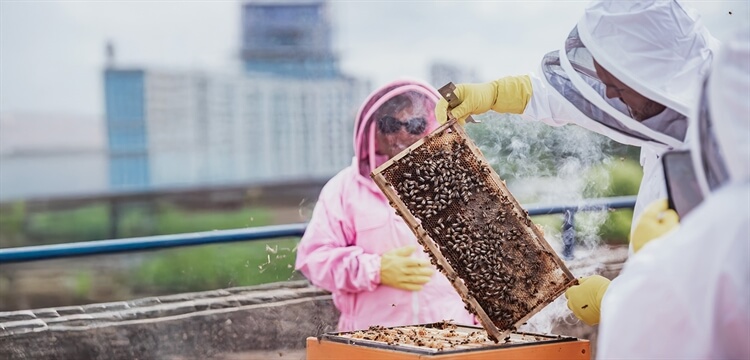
top-left (564, 199), bottom-right (679, 325)
top-left (434, 73), bottom-right (582, 127)
top-left (435, 73), bottom-right (643, 144)
top-left (295, 184), bottom-right (432, 293)
top-left (434, 75), bottom-right (533, 125)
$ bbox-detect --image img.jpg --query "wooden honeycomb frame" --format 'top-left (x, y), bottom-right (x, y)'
top-left (371, 120), bottom-right (576, 342)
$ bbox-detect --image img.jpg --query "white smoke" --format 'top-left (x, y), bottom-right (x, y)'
top-left (467, 112), bottom-right (617, 334)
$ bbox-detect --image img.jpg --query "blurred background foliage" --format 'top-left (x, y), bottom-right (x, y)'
top-left (130, 238), bottom-right (302, 294)
top-left (0, 204), bottom-right (301, 309)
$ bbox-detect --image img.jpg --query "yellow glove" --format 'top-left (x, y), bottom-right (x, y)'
top-left (630, 199), bottom-right (680, 253)
top-left (434, 75), bottom-right (533, 125)
top-left (380, 246), bottom-right (434, 291)
top-left (564, 275), bottom-right (610, 326)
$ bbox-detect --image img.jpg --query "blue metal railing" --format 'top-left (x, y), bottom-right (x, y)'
top-left (0, 196), bottom-right (636, 264)
top-left (525, 195), bottom-right (638, 259)
top-left (524, 196), bottom-right (638, 216)
top-left (0, 223), bottom-right (307, 263)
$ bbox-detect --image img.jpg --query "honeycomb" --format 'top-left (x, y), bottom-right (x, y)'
top-left (371, 121), bottom-right (576, 341)
top-left (329, 322), bottom-right (574, 354)
top-left (347, 321), bottom-right (491, 351)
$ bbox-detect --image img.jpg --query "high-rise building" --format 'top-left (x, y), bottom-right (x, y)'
top-left (0, 113), bottom-right (107, 201)
top-left (104, 69), bottom-right (150, 189)
top-left (104, 0), bottom-right (370, 190)
top-left (429, 62), bottom-right (481, 89)
top-left (241, 0), bottom-right (338, 78)
top-left (104, 70), bottom-right (369, 190)
top-left (104, 0), bottom-right (371, 191)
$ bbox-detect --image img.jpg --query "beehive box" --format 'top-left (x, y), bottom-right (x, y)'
top-left (370, 120), bottom-right (576, 342)
top-left (307, 322), bottom-right (589, 359)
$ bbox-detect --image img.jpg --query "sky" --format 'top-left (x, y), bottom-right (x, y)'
top-left (0, 0), bottom-right (748, 117)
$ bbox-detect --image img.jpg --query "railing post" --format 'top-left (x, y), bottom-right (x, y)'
top-left (561, 209), bottom-right (576, 260)
top-left (109, 199), bottom-right (119, 239)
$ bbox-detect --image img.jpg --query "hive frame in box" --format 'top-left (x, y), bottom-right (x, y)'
top-left (370, 119), bottom-right (577, 342)
top-left (320, 322), bottom-right (579, 356)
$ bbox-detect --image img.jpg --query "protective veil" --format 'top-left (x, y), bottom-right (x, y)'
top-left (524, 0), bottom-right (717, 220)
top-left (660, 78), bottom-right (732, 217)
top-left (597, 29), bottom-right (750, 359)
top-left (295, 79), bottom-right (474, 331)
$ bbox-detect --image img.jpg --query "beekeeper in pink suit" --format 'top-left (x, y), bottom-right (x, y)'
top-left (295, 79), bottom-right (475, 331)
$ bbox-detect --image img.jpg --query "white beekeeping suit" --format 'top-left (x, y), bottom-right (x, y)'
top-left (528, 0), bottom-right (719, 223)
top-left (597, 28), bottom-right (750, 359)
top-left (435, 0), bottom-right (722, 331)
top-left (438, 0), bottom-right (718, 229)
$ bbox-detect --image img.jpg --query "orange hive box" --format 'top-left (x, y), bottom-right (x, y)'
top-left (370, 120), bottom-right (577, 341)
top-left (306, 322), bottom-right (589, 360)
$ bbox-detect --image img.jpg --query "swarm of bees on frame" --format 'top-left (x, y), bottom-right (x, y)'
top-left (347, 322), bottom-right (491, 350)
top-left (381, 130), bottom-right (568, 331)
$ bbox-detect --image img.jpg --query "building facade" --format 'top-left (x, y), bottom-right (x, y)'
top-left (104, 0), bottom-right (371, 191)
top-left (241, 0), bottom-right (338, 78)
top-left (429, 62), bottom-right (481, 90)
top-left (0, 113), bottom-right (107, 201)
top-left (104, 69), bottom-right (369, 190)
top-left (104, 70), bottom-right (150, 189)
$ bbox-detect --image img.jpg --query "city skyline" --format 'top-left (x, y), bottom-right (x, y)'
top-left (102, 2), bottom-right (372, 191)
top-left (2, 1), bottom-right (746, 117)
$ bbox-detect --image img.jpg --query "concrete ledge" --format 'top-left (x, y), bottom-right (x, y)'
top-left (0, 281), bottom-right (339, 360)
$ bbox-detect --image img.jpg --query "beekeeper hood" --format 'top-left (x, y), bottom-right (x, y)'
top-left (661, 28), bottom-right (749, 216)
top-left (691, 29), bottom-right (750, 193)
top-left (353, 79), bottom-right (440, 178)
top-left (542, 0), bottom-right (718, 150)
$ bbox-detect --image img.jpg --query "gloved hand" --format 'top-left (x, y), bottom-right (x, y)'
top-left (380, 246), bottom-right (434, 291)
top-left (630, 199), bottom-right (680, 253)
top-left (434, 75), bottom-right (533, 125)
top-left (564, 275), bottom-right (610, 326)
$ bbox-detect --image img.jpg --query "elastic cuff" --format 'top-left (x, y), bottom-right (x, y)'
top-left (361, 253), bottom-right (383, 288)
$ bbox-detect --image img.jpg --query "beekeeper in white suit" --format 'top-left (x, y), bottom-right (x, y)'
top-left (597, 28), bottom-right (750, 359)
top-left (435, 0), bottom-right (718, 326)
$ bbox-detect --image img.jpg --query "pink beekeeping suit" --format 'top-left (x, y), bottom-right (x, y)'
top-left (295, 79), bottom-right (475, 331)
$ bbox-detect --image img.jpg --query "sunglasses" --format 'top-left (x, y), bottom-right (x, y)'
top-left (377, 116), bottom-right (427, 135)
